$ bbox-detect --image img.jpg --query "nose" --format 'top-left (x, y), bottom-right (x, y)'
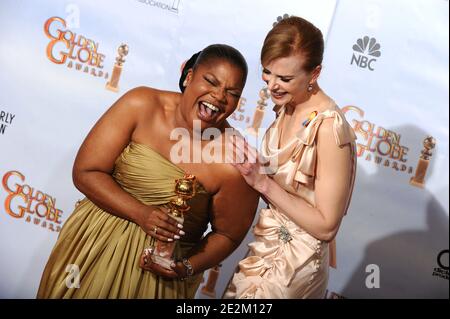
top-left (211, 87), bottom-right (227, 104)
top-left (266, 77), bottom-right (280, 93)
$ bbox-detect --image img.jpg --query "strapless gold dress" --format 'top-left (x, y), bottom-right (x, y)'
top-left (37, 142), bottom-right (211, 298)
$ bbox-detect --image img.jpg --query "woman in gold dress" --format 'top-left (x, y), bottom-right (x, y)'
top-left (225, 16), bottom-right (357, 299)
top-left (37, 44), bottom-right (259, 298)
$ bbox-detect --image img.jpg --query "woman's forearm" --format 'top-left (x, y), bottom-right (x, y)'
top-left (258, 177), bottom-right (336, 241)
top-left (186, 232), bottom-right (238, 275)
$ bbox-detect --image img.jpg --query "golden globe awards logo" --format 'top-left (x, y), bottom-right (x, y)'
top-left (2, 171), bottom-right (63, 232)
top-left (230, 97), bottom-right (250, 124)
top-left (342, 106), bottom-right (414, 176)
top-left (44, 16), bottom-right (108, 80)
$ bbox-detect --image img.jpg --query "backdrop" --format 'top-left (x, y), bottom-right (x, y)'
top-left (0, 0), bottom-right (448, 299)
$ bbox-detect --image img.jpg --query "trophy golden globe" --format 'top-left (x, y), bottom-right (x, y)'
top-left (410, 136), bottom-right (436, 188)
top-left (201, 264), bottom-right (221, 298)
top-left (147, 174), bottom-right (197, 269)
top-left (106, 43), bottom-right (128, 92)
top-left (247, 87), bottom-right (270, 136)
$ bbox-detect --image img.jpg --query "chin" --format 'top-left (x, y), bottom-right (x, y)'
top-left (189, 115), bottom-right (215, 133)
top-left (271, 97), bottom-right (287, 105)
top-left (274, 94), bottom-right (296, 106)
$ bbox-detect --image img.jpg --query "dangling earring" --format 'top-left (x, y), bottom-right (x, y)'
top-left (307, 84), bottom-right (313, 92)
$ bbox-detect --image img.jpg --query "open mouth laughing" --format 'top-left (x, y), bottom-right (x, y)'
top-left (197, 101), bottom-right (223, 122)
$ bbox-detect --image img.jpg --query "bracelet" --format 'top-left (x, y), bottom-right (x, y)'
top-left (182, 258), bottom-right (194, 277)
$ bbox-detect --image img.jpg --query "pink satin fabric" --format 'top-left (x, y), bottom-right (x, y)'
top-left (225, 103), bottom-right (357, 299)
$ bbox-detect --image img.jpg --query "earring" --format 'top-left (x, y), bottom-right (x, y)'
top-left (183, 79), bottom-right (188, 87)
top-left (307, 84), bottom-right (313, 92)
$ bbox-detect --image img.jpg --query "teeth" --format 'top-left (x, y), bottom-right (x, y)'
top-left (202, 102), bottom-right (219, 112)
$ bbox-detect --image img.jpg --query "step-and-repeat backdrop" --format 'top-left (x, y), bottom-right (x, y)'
top-left (0, 0), bottom-right (448, 298)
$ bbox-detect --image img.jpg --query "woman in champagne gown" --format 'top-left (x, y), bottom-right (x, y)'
top-left (225, 16), bottom-right (357, 299)
top-left (37, 44), bottom-right (259, 298)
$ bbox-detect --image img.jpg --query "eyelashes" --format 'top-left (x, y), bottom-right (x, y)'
top-left (204, 76), bottom-right (216, 86)
top-left (262, 69), bottom-right (292, 83)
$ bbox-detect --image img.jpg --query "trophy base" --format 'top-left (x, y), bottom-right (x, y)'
top-left (409, 177), bottom-right (424, 188)
top-left (150, 254), bottom-right (173, 270)
top-left (200, 287), bottom-right (216, 298)
top-left (105, 83), bottom-right (119, 92)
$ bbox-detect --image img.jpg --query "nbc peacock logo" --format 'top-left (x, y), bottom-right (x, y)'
top-left (351, 36), bottom-right (381, 71)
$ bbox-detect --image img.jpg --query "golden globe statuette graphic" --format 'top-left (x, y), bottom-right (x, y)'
top-left (105, 44), bottom-right (129, 92)
top-left (201, 264), bottom-right (221, 298)
top-left (146, 174), bottom-right (197, 269)
top-left (247, 87), bottom-right (270, 135)
top-left (410, 136), bottom-right (436, 188)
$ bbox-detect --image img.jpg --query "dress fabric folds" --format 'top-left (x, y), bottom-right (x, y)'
top-left (37, 142), bottom-right (211, 299)
top-left (225, 103), bottom-right (357, 299)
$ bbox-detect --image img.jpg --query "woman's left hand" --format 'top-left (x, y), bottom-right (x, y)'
top-left (139, 253), bottom-right (186, 279)
top-left (227, 135), bottom-right (269, 193)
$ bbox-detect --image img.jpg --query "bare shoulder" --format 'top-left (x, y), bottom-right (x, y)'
top-left (217, 161), bottom-right (259, 197)
top-left (118, 86), bottom-right (162, 109)
top-left (218, 162), bottom-right (245, 182)
top-left (117, 86), bottom-right (180, 118)
top-left (215, 126), bottom-right (257, 192)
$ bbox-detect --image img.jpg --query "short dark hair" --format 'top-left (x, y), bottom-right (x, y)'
top-left (179, 44), bottom-right (248, 92)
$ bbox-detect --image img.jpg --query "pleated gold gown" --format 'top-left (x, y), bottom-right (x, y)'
top-left (37, 142), bottom-right (211, 298)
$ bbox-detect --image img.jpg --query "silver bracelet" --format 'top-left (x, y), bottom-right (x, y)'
top-left (182, 258), bottom-right (194, 277)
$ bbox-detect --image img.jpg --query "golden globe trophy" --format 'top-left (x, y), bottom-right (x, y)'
top-left (145, 174), bottom-right (197, 269)
top-left (201, 264), bottom-right (221, 298)
top-left (410, 136), bottom-right (436, 188)
top-left (247, 87), bottom-right (270, 136)
top-left (105, 44), bottom-right (129, 92)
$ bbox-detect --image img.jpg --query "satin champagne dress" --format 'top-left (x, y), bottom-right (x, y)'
top-left (37, 142), bottom-right (211, 298)
top-left (225, 103), bottom-right (357, 299)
